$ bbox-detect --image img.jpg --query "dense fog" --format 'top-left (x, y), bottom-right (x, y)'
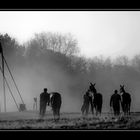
top-left (0, 32), bottom-right (140, 113)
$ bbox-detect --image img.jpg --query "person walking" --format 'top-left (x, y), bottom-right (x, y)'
top-left (81, 90), bottom-right (90, 116)
top-left (33, 97), bottom-right (37, 111)
top-left (39, 88), bottom-right (50, 118)
top-left (110, 90), bottom-right (121, 116)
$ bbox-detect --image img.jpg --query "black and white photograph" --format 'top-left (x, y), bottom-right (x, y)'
top-left (0, 10), bottom-right (140, 130)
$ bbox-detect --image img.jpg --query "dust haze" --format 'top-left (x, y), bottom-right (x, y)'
top-left (0, 32), bottom-right (140, 113)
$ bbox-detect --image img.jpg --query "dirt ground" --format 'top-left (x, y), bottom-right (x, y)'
top-left (0, 111), bottom-right (140, 130)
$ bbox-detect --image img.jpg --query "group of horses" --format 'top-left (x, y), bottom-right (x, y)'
top-left (43, 83), bottom-right (131, 120)
top-left (81, 83), bottom-right (131, 116)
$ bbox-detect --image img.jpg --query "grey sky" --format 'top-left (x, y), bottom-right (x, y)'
top-left (0, 11), bottom-right (140, 59)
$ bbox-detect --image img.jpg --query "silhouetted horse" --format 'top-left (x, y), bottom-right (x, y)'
top-left (89, 83), bottom-right (103, 115)
top-left (50, 92), bottom-right (62, 120)
top-left (120, 85), bottom-right (131, 115)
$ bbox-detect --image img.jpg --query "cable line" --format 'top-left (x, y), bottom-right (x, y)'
top-left (0, 41), bottom-right (25, 112)
top-left (3, 56), bottom-right (25, 105)
top-left (0, 65), bottom-right (19, 111)
top-left (0, 42), bottom-right (6, 112)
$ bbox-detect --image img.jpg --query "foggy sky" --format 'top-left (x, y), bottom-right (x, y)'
top-left (0, 11), bottom-right (140, 59)
top-left (1, 11), bottom-right (140, 113)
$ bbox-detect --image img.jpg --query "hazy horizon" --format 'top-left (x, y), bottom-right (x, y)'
top-left (0, 11), bottom-right (140, 59)
top-left (0, 11), bottom-right (140, 113)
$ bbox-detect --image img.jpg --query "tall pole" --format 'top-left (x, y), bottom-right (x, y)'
top-left (3, 57), bottom-right (25, 105)
top-left (0, 65), bottom-right (19, 111)
top-left (2, 53), bottom-right (6, 112)
top-left (0, 41), bottom-right (6, 112)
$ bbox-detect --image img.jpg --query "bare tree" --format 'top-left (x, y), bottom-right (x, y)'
top-left (114, 56), bottom-right (129, 66)
top-left (25, 32), bottom-right (79, 58)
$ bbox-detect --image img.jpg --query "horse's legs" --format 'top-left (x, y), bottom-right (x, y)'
top-left (122, 104), bottom-right (125, 116)
top-left (81, 103), bottom-right (86, 116)
top-left (126, 104), bottom-right (130, 116)
top-left (99, 108), bottom-right (101, 116)
top-left (98, 104), bottom-right (102, 116)
top-left (121, 103), bottom-right (125, 116)
top-left (56, 108), bottom-right (60, 120)
top-left (58, 109), bottom-right (60, 120)
top-left (95, 106), bottom-right (98, 116)
top-left (96, 106), bottom-right (98, 116)
top-left (85, 103), bottom-right (89, 116)
top-left (96, 105), bottom-right (101, 116)
top-left (129, 104), bottom-right (131, 115)
top-left (91, 102), bottom-right (94, 115)
top-left (125, 104), bottom-right (127, 116)
top-left (125, 104), bottom-right (128, 116)
top-left (53, 108), bottom-right (56, 120)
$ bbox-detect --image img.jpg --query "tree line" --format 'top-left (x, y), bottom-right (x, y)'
top-left (1, 32), bottom-right (140, 111)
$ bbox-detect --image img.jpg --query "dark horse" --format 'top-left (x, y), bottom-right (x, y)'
top-left (120, 85), bottom-right (131, 115)
top-left (50, 92), bottom-right (62, 120)
top-left (89, 83), bottom-right (103, 115)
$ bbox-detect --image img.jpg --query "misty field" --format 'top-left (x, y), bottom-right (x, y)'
top-left (0, 111), bottom-right (140, 129)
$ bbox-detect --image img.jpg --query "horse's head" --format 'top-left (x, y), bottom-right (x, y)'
top-left (34, 97), bottom-right (37, 102)
top-left (120, 85), bottom-right (125, 93)
top-left (89, 82), bottom-right (97, 94)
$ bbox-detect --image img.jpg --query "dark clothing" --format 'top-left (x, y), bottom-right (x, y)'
top-left (40, 92), bottom-right (50, 117)
top-left (110, 93), bottom-right (121, 116)
top-left (81, 92), bottom-right (90, 115)
top-left (40, 92), bottom-right (50, 104)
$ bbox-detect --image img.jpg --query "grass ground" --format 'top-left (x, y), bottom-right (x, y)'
top-left (0, 111), bottom-right (140, 129)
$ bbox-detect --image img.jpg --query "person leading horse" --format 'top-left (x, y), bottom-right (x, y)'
top-left (89, 82), bottom-right (103, 116)
top-left (120, 85), bottom-right (131, 116)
